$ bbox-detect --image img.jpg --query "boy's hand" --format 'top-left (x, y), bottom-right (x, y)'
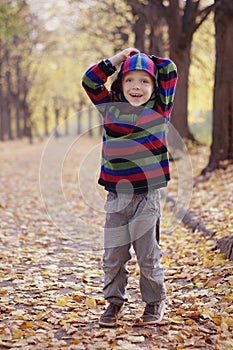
top-left (120, 48), bottom-right (140, 60)
top-left (108, 48), bottom-right (140, 67)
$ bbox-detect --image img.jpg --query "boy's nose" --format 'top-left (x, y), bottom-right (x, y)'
top-left (132, 83), bottom-right (140, 89)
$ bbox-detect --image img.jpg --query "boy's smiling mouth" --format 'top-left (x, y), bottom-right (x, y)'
top-left (130, 93), bottom-right (143, 97)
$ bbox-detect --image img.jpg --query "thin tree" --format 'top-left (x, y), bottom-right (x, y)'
top-left (213, 0), bottom-right (233, 261)
top-left (204, 0), bottom-right (233, 172)
top-left (155, 0), bottom-right (216, 140)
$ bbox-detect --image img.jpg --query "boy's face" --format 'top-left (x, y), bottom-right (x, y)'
top-left (122, 71), bottom-right (154, 107)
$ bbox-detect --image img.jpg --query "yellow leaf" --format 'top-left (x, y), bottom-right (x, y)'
top-left (37, 231), bottom-right (46, 235)
top-left (13, 329), bottom-right (23, 338)
top-left (206, 224), bottom-right (215, 230)
top-left (85, 297), bottom-right (96, 309)
top-left (213, 260), bottom-right (224, 266)
top-left (216, 253), bottom-right (227, 260)
top-left (56, 300), bottom-right (67, 307)
top-left (203, 309), bottom-right (214, 318)
top-left (60, 318), bottom-right (74, 324)
top-left (42, 271), bottom-right (51, 276)
top-left (20, 321), bottom-right (34, 329)
top-left (171, 316), bottom-right (184, 324)
top-left (212, 316), bottom-right (222, 325)
top-left (185, 318), bottom-right (196, 325)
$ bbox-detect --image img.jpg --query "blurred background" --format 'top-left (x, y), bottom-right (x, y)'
top-left (0, 0), bottom-right (232, 172)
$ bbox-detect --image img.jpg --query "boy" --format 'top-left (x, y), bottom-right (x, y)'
top-left (82, 48), bottom-right (177, 327)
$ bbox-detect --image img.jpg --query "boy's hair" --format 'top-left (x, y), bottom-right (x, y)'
top-left (111, 53), bottom-right (157, 94)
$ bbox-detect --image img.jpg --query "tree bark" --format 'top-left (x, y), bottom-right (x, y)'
top-left (169, 44), bottom-right (195, 140)
top-left (64, 107), bottom-right (69, 136)
top-left (5, 49), bottom-right (13, 139)
top-left (0, 48), bottom-right (8, 140)
top-left (15, 56), bottom-right (22, 139)
top-left (133, 13), bottom-right (146, 52)
top-left (204, 0), bottom-right (233, 172)
top-left (0, 58), bottom-right (5, 141)
top-left (147, 2), bottom-right (165, 56)
top-left (149, 20), bottom-right (164, 57)
top-left (43, 106), bottom-right (49, 137)
top-left (165, 0), bottom-right (198, 140)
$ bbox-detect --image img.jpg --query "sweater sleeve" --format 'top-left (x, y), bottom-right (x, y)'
top-left (82, 59), bottom-right (117, 105)
top-left (151, 56), bottom-right (178, 121)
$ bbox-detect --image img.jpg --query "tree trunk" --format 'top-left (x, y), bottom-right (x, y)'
top-left (15, 57), bottom-right (22, 138)
top-left (64, 107), bottom-right (69, 136)
top-left (149, 21), bottom-right (164, 57)
top-left (0, 49), bottom-right (8, 140)
top-left (55, 108), bottom-right (60, 127)
top-left (147, 2), bottom-right (165, 56)
top-left (6, 50), bottom-right (13, 140)
top-left (77, 110), bottom-right (82, 135)
top-left (166, 0), bottom-right (197, 140)
top-left (170, 44), bottom-right (195, 140)
top-left (133, 15), bottom-right (146, 52)
top-left (205, 0), bottom-right (233, 171)
top-left (43, 106), bottom-right (49, 137)
top-left (0, 47), bottom-right (4, 140)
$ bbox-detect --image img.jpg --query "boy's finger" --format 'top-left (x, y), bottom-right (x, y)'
top-left (129, 49), bottom-right (140, 56)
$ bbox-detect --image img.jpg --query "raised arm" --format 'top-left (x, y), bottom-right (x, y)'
top-left (82, 60), bottom-right (116, 106)
top-left (150, 56), bottom-right (178, 121)
top-left (82, 48), bottom-right (140, 106)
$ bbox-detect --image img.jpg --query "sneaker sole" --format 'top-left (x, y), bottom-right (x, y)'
top-left (99, 320), bottom-right (117, 327)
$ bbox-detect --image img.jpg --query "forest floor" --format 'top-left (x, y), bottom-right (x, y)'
top-left (0, 135), bottom-right (232, 350)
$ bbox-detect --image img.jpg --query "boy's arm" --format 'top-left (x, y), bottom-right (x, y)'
top-left (82, 48), bottom-right (139, 105)
top-left (151, 56), bottom-right (178, 121)
top-left (82, 60), bottom-right (116, 105)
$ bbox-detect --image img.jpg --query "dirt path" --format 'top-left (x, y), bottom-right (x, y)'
top-left (0, 137), bottom-right (232, 350)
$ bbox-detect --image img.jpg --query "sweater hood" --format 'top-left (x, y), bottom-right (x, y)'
top-left (111, 53), bottom-right (158, 97)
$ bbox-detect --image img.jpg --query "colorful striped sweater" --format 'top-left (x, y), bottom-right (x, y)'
top-left (82, 55), bottom-right (178, 194)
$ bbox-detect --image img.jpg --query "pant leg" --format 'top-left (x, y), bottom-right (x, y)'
top-left (129, 190), bottom-right (166, 304)
top-left (133, 228), bottom-right (166, 304)
top-left (103, 244), bottom-right (131, 306)
top-left (103, 192), bottom-right (131, 305)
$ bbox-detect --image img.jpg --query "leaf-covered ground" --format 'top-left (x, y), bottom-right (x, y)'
top-left (0, 137), bottom-right (232, 350)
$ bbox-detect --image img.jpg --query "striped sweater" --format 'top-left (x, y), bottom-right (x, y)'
top-left (82, 55), bottom-right (178, 193)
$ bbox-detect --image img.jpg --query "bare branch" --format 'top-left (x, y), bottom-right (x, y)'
top-left (194, 3), bottom-right (217, 33)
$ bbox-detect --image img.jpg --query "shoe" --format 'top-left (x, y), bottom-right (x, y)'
top-left (99, 303), bottom-right (122, 327)
top-left (141, 301), bottom-right (165, 325)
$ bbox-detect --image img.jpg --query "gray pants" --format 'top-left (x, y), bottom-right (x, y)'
top-left (103, 190), bottom-right (166, 306)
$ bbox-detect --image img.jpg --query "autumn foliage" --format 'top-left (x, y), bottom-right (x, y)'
top-left (0, 138), bottom-right (232, 349)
